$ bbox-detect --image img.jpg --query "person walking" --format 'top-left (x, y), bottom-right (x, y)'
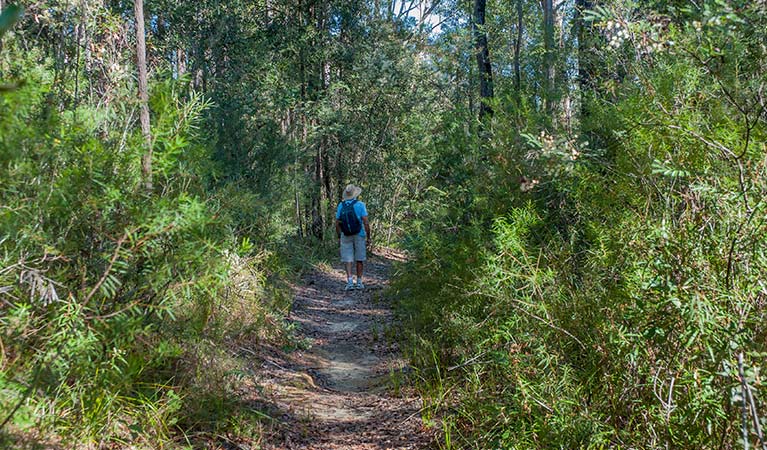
top-left (336, 184), bottom-right (371, 290)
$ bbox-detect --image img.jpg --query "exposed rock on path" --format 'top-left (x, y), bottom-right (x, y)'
top-left (256, 249), bottom-right (431, 449)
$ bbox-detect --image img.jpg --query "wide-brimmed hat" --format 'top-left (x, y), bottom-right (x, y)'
top-left (342, 184), bottom-right (362, 200)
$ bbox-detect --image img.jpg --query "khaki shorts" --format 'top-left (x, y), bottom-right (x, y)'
top-left (340, 234), bottom-right (366, 262)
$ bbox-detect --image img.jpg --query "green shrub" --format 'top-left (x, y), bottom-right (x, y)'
top-left (0, 52), bottom-right (287, 447)
top-left (393, 4), bottom-right (767, 448)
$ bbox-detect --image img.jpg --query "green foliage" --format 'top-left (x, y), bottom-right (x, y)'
top-left (393, 1), bottom-right (767, 449)
top-left (3, 0), bottom-right (766, 448)
top-left (0, 17), bottom-right (289, 447)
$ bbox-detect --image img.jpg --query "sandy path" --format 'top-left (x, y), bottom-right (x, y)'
top-left (256, 249), bottom-right (431, 449)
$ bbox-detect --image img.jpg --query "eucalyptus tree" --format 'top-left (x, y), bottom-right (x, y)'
top-left (472, 0), bottom-right (493, 119)
top-left (134, 0), bottom-right (152, 190)
top-left (542, 0), bottom-right (554, 116)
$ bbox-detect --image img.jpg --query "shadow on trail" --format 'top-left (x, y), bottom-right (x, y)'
top-left (252, 249), bottom-right (431, 450)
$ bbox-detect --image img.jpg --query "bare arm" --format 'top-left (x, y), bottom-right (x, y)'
top-left (336, 219), bottom-right (342, 239)
top-left (362, 216), bottom-right (371, 243)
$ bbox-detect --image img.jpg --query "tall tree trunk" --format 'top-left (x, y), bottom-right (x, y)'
top-left (321, 60), bottom-right (332, 223)
top-left (542, 0), bottom-right (555, 117)
top-left (309, 1), bottom-right (329, 240)
top-left (176, 48), bottom-right (186, 77)
top-left (312, 140), bottom-right (325, 240)
top-left (134, 0), bottom-right (152, 192)
top-left (472, 0), bottom-right (494, 119)
top-left (296, 0), bottom-right (308, 238)
top-left (323, 139), bottom-right (331, 209)
top-left (514, 0), bottom-right (523, 106)
top-left (575, 0), bottom-right (593, 119)
top-left (295, 176), bottom-right (304, 238)
top-left (74, 22), bottom-right (82, 107)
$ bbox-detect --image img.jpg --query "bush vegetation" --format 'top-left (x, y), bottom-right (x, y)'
top-left (392, 2), bottom-right (767, 448)
top-left (0, 0), bottom-right (435, 445)
top-left (2, 0), bottom-right (766, 448)
top-left (0, 4), bottom-right (295, 447)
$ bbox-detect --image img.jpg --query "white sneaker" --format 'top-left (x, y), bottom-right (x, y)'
top-left (344, 281), bottom-right (355, 291)
top-left (355, 281), bottom-right (365, 290)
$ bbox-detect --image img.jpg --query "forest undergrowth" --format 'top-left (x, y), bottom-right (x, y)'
top-left (0, 0), bottom-right (429, 444)
top-left (391, 3), bottom-right (767, 449)
top-left (0, 6), bottom-right (329, 447)
top-left (2, 0), bottom-right (767, 449)
top-left (0, 72), bottom-right (283, 449)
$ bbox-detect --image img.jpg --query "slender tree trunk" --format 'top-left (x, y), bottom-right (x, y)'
top-left (472, 0), bottom-right (494, 119)
top-left (192, 41), bottom-right (204, 90)
top-left (312, 141), bottom-right (325, 239)
top-left (514, 0), bottom-right (523, 106)
top-left (575, 0), bottom-right (593, 119)
top-left (176, 48), bottom-right (186, 77)
top-left (323, 141), bottom-right (331, 208)
top-left (542, 0), bottom-right (555, 117)
top-left (74, 23), bottom-right (82, 107)
top-left (82, 3), bottom-right (95, 101)
top-left (309, 1), bottom-right (330, 240)
top-left (296, 0), bottom-right (308, 237)
top-left (321, 62), bottom-right (331, 224)
top-left (134, 0), bottom-right (152, 192)
top-left (295, 180), bottom-right (304, 238)
top-left (287, 109), bottom-right (304, 238)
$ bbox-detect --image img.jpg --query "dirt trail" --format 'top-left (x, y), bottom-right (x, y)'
top-left (256, 249), bottom-right (431, 449)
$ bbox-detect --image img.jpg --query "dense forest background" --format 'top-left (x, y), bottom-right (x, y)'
top-left (1, 0), bottom-right (766, 448)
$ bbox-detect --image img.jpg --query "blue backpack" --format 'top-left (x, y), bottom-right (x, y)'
top-left (339, 200), bottom-right (362, 236)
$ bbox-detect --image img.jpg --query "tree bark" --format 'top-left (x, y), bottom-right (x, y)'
top-left (472, 0), bottom-right (494, 119)
top-left (309, 0), bottom-right (329, 240)
top-left (295, 179), bottom-right (304, 238)
top-left (312, 140), bottom-right (325, 240)
top-left (575, 0), bottom-right (594, 118)
top-left (134, 0), bottom-right (152, 192)
top-left (514, 0), bottom-right (523, 106)
top-left (176, 48), bottom-right (186, 77)
top-left (542, 0), bottom-right (555, 116)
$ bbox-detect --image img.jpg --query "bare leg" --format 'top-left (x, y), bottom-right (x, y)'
top-left (356, 261), bottom-right (363, 279)
top-left (345, 262), bottom-right (353, 279)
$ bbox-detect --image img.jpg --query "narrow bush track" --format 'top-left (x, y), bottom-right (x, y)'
top-left (255, 249), bottom-right (431, 449)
